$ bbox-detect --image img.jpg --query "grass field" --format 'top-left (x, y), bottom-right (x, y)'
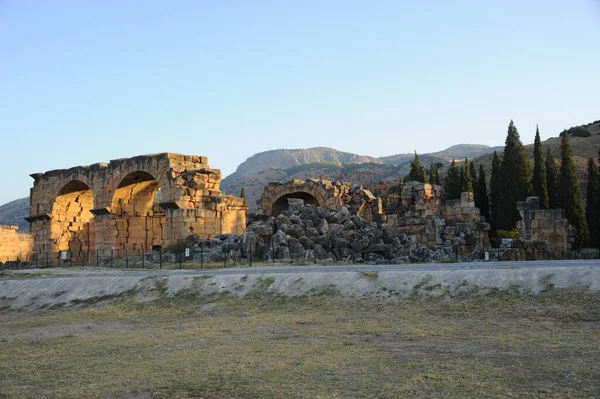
top-left (1, 289), bottom-right (599, 398)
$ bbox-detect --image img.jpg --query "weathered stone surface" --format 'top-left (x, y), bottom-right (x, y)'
top-left (517, 196), bottom-right (575, 250)
top-left (255, 179), bottom-right (382, 223)
top-left (0, 226), bottom-right (33, 263)
top-left (28, 153), bottom-right (248, 261)
top-left (386, 183), bottom-right (490, 254)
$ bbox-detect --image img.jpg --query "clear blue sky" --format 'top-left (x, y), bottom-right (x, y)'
top-left (1, 0), bottom-right (599, 205)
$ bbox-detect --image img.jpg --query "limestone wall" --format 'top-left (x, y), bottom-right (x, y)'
top-left (386, 183), bottom-right (490, 254)
top-left (517, 196), bottom-right (575, 250)
top-left (28, 153), bottom-right (248, 260)
top-left (0, 226), bottom-right (33, 263)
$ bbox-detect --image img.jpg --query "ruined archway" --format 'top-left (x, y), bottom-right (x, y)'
top-left (271, 192), bottom-right (319, 216)
top-left (51, 180), bottom-right (94, 259)
top-left (255, 179), bottom-right (341, 216)
top-left (110, 171), bottom-right (164, 253)
top-left (30, 153), bottom-right (249, 260)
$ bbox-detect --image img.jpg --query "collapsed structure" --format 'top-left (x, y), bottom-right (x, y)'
top-left (385, 182), bottom-right (491, 254)
top-left (26, 153), bottom-right (248, 261)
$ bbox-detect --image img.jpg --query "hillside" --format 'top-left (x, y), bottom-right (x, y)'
top-left (429, 144), bottom-right (503, 161)
top-left (222, 154), bottom-right (448, 210)
top-left (0, 197), bottom-right (29, 231)
top-left (221, 143), bottom-right (502, 209)
top-left (221, 147), bottom-right (384, 209)
top-left (379, 144), bottom-right (501, 165)
top-left (464, 120), bottom-right (600, 200)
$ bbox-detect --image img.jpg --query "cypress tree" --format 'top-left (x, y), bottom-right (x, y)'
top-left (429, 162), bottom-right (440, 185)
top-left (490, 151), bottom-right (501, 232)
top-left (240, 186), bottom-right (247, 205)
top-left (586, 157), bottom-right (599, 248)
top-left (460, 158), bottom-right (473, 193)
top-left (477, 165), bottom-right (491, 222)
top-left (545, 148), bottom-right (559, 209)
top-left (531, 125), bottom-right (549, 209)
top-left (557, 132), bottom-right (589, 248)
top-left (497, 121), bottom-right (532, 230)
top-left (407, 152), bottom-right (428, 183)
top-left (470, 160), bottom-right (478, 203)
top-left (444, 158), bottom-right (461, 199)
top-left (469, 160), bottom-right (477, 185)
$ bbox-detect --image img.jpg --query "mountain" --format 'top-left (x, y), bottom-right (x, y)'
top-left (378, 144), bottom-right (501, 165)
top-left (0, 197), bottom-right (29, 232)
top-left (429, 144), bottom-right (503, 161)
top-left (221, 149), bottom-right (450, 210)
top-left (230, 147), bottom-right (382, 179)
top-left (221, 144), bottom-right (504, 209)
top-left (221, 147), bottom-right (384, 208)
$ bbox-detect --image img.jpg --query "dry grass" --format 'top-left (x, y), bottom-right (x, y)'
top-left (1, 289), bottom-right (599, 398)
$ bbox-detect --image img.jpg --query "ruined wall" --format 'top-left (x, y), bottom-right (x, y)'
top-left (28, 153), bottom-right (248, 259)
top-left (385, 182), bottom-right (490, 254)
top-left (256, 179), bottom-right (382, 222)
top-left (0, 226), bottom-right (33, 263)
top-left (516, 196), bottom-right (575, 250)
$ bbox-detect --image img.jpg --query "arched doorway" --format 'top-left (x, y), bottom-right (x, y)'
top-left (271, 192), bottom-right (319, 216)
top-left (111, 171), bottom-right (164, 253)
top-left (51, 180), bottom-right (94, 260)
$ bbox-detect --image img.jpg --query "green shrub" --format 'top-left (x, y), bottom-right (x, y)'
top-left (562, 127), bottom-right (591, 137)
top-left (164, 239), bottom-right (190, 254)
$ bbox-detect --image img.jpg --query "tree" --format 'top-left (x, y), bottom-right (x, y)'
top-left (586, 157), bottom-right (599, 248)
top-left (469, 160), bottom-right (478, 202)
top-left (407, 152), bottom-right (428, 183)
top-left (460, 158), bottom-right (473, 193)
top-left (531, 125), bottom-right (549, 209)
top-left (429, 161), bottom-right (440, 185)
top-left (545, 149), bottom-right (559, 209)
top-left (497, 121), bottom-right (532, 230)
top-left (490, 151), bottom-right (501, 232)
top-left (444, 158), bottom-right (461, 199)
top-left (557, 132), bottom-right (589, 248)
top-left (477, 165), bottom-right (491, 222)
top-left (240, 186), bottom-right (247, 205)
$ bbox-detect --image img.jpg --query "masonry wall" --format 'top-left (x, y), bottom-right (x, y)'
top-left (517, 197), bottom-right (574, 250)
top-left (0, 226), bottom-right (33, 263)
top-left (28, 153), bottom-right (249, 260)
top-left (385, 183), bottom-right (490, 254)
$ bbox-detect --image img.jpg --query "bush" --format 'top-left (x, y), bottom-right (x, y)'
top-left (562, 127), bottom-right (591, 137)
top-left (164, 239), bottom-right (190, 254)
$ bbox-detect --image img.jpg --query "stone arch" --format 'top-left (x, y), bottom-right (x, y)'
top-left (109, 170), bottom-right (165, 253)
top-left (270, 192), bottom-right (320, 216)
top-left (103, 162), bottom-right (172, 208)
top-left (256, 179), bottom-right (341, 216)
top-left (50, 180), bottom-right (94, 259)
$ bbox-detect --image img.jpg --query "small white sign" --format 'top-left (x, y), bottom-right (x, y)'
top-left (484, 252), bottom-right (489, 261)
top-left (185, 248), bottom-right (190, 257)
top-left (61, 251), bottom-right (68, 260)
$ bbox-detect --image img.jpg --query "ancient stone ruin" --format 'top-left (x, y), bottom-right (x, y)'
top-left (0, 226), bottom-right (33, 263)
top-left (495, 196), bottom-right (594, 261)
top-left (517, 196), bottom-right (575, 249)
top-left (256, 179), bottom-right (383, 222)
top-left (26, 153), bottom-right (248, 261)
top-left (385, 182), bottom-right (491, 255)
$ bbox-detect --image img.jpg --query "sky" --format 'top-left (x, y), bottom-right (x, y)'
top-left (1, 0), bottom-right (599, 205)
